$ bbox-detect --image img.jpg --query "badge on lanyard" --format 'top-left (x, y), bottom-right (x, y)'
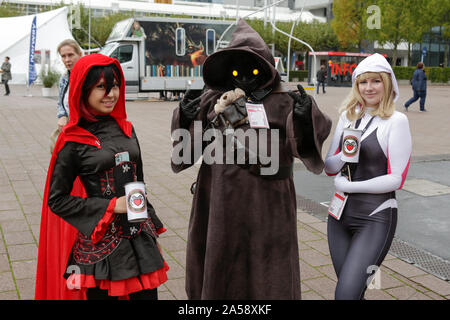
top-left (115, 151), bottom-right (130, 166)
top-left (328, 191), bottom-right (348, 220)
top-left (245, 102), bottom-right (270, 129)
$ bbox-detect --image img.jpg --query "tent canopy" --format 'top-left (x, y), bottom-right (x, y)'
top-left (0, 7), bottom-right (75, 84)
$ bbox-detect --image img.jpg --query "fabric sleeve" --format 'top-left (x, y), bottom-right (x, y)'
top-left (287, 95), bottom-right (332, 174)
top-left (170, 90), bottom-right (219, 173)
top-left (48, 143), bottom-right (116, 237)
top-left (90, 198), bottom-right (117, 243)
top-left (2, 63), bottom-right (11, 73)
top-left (324, 112), bottom-right (347, 176)
top-left (57, 76), bottom-right (68, 119)
top-left (334, 114), bottom-right (412, 194)
top-left (420, 70), bottom-right (427, 90)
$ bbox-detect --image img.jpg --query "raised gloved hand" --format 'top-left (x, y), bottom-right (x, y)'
top-left (288, 84), bottom-right (312, 125)
top-left (288, 84), bottom-right (315, 156)
top-left (179, 89), bottom-right (202, 127)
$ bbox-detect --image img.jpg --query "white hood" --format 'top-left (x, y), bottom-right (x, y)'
top-left (352, 53), bottom-right (399, 102)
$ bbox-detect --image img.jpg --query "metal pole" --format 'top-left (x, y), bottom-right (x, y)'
top-left (215, 0), bottom-right (286, 52)
top-left (264, 0), bottom-right (268, 28)
top-left (88, 0), bottom-right (91, 53)
top-left (287, 0), bottom-right (307, 83)
top-left (287, 21), bottom-right (295, 82)
top-left (269, 20), bottom-right (317, 94)
top-left (272, 0), bottom-right (275, 37)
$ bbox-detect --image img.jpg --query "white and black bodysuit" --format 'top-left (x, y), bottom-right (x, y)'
top-left (324, 108), bottom-right (412, 300)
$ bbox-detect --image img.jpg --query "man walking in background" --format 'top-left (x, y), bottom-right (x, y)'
top-left (316, 64), bottom-right (326, 94)
top-left (405, 62), bottom-right (427, 112)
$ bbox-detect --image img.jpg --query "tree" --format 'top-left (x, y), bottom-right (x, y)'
top-left (0, 3), bottom-right (20, 17)
top-left (91, 12), bottom-right (135, 46)
top-left (68, 4), bottom-right (135, 48)
top-left (331, 0), bottom-right (370, 51)
top-left (247, 19), bottom-right (339, 57)
top-left (370, 0), bottom-right (418, 66)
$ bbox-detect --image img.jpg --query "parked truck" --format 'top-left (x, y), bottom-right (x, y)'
top-left (99, 17), bottom-right (235, 98)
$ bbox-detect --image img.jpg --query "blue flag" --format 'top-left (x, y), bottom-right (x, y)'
top-left (28, 16), bottom-right (37, 86)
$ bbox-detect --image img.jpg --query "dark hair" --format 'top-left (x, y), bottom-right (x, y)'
top-left (80, 63), bottom-right (121, 121)
top-left (5, 56), bottom-right (10, 60)
top-left (417, 62), bottom-right (424, 69)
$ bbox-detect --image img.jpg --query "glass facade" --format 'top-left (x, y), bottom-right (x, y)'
top-left (411, 26), bottom-right (449, 67)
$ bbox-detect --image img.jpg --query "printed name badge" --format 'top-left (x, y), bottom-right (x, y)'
top-left (115, 151), bottom-right (130, 165)
top-left (328, 191), bottom-right (348, 220)
top-left (245, 103), bottom-right (270, 129)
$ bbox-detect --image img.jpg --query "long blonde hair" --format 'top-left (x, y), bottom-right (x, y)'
top-left (339, 72), bottom-right (395, 121)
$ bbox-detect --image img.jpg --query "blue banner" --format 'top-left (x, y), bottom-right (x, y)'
top-left (28, 16), bottom-right (37, 86)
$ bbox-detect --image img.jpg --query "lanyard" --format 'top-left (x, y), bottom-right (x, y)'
top-left (351, 115), bottom-right (375, 136)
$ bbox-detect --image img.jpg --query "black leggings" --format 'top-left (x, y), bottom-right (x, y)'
top-left (86, 287), bottom-right (158, 300)
top-left (327, 208), bottom-right (397, 300)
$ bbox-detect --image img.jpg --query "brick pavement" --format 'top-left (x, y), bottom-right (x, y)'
top-left (0, 83), bottom-right (449, 300)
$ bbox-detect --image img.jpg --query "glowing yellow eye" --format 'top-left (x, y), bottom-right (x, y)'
top-left (232, 70), bottom-right (238, 77)
top-left (253, 69), bottom-right (259, 75)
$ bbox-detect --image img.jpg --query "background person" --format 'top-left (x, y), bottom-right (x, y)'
top-left (404, 62), bottom-right (427, 112)
top-left (316, 64), bottom-right (326, 94)
top-left (56, 39), bottom-right (83, 130)
top-left (324, 53), bottom-right (412, 300)
top-left (131, 21), bottom-right (147, 39)
top-left (0, 56), bottom-right (12, 96)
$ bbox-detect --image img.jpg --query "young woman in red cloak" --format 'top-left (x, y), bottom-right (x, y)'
top-left (35, 54), bottom-right (169, 300)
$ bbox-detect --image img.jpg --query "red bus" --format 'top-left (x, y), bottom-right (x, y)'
top-left (307, 51), bottom-right (387, 87)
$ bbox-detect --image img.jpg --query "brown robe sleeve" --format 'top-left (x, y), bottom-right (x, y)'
top-left (286, 95), bottom-right (332, 174)
top-left (170, 89), bottom-right (222, 173)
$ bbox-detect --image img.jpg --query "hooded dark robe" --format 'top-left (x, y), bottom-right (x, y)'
top-left (171, 20), bottom-right (332, 299)
top-left (35, 54), bottom-right (168, 300)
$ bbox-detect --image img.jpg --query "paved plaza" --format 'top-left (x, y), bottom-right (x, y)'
top-left (0, 83), bottom-right (449, 300)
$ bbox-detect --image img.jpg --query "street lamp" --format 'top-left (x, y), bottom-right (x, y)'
top-left (287, 0), bottom-right (307, 85)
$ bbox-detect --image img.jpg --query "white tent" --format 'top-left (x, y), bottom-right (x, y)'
top-left (0, 7), bottom-right (74, 84)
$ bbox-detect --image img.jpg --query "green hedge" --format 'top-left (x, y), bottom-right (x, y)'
top-left (392, 66), bottom-right (416, 80)
top-left (289, 70), bottom-right (309, 81)
top-left (393, 66), bottom-right (450, 83)
top-left (287, 67), bottom-right (450, 83)
top-left (428, 67), bottom-right (450, 83)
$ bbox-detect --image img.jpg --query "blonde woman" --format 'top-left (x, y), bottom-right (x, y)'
top-left (56, 39), bottom-right (83, 130)
top-left (324, 53), bottom-right (412, 300)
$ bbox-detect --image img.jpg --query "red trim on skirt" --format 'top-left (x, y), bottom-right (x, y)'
top-left (68, 261), bottom-right (169, 298)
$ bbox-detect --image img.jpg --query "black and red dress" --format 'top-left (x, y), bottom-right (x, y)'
top-left (35, 54), bottom-right (168, 300)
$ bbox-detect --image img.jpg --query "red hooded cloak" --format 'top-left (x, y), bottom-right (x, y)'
top-left (35, 54), bottom-right (166, 300)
